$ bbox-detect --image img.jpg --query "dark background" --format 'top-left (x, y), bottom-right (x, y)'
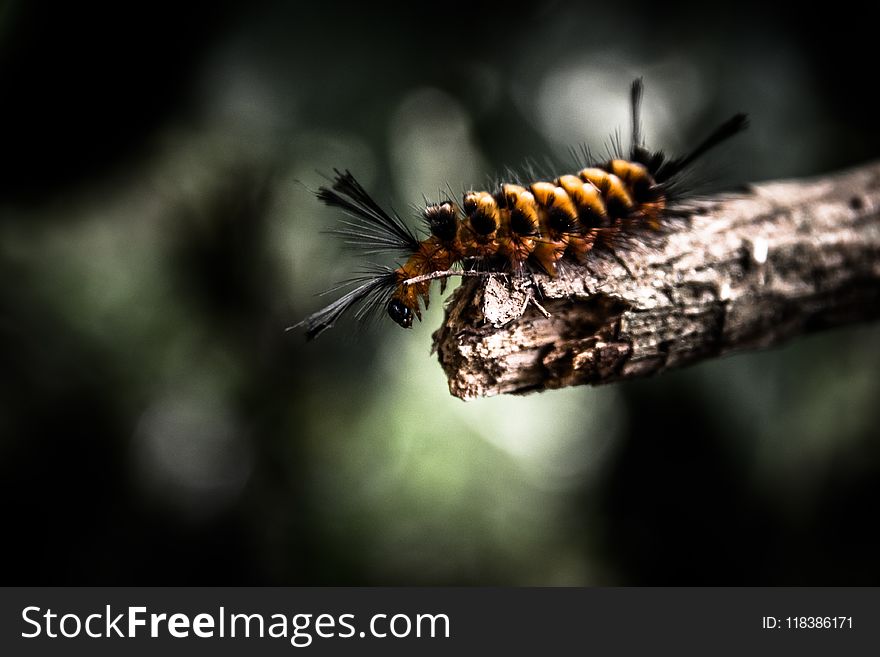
top-left (2, 0), bottom-right (879, 584)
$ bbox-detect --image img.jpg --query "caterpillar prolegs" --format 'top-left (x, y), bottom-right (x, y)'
top-left (295, 80), bottom-right (747, 340)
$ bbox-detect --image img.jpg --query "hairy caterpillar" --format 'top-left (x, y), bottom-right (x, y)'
top-left (294, 80), bottom-right (747, 340)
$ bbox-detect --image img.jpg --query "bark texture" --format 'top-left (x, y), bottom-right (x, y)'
top-left (433, 161), bottom-right (880, 400)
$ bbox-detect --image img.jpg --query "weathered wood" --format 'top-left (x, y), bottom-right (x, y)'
top-left (433, 161), bottom-right (880, 400)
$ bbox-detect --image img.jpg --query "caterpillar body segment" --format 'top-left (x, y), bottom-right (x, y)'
top-left (496, 184), bottom-right (539, 267)
top-left (294, 79), bottom-right (747, 338)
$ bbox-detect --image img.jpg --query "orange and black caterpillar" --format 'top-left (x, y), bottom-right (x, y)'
top-left (296, 80), bottom-right (747, 339)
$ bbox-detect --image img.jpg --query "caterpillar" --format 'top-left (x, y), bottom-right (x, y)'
top-left (294, 80), bottom-right (747, 340)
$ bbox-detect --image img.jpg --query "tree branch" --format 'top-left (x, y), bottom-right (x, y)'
top-left (433, 161), bottom-right (880, 400)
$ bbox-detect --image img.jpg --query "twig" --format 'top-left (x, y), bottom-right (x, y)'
top-left (432, 161), bottom-right (880, 400)
top-left (403, 269), bottom-right (496, 286)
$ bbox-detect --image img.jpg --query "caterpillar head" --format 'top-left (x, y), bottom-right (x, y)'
top-left (387, 298), bottom-right (414, 328)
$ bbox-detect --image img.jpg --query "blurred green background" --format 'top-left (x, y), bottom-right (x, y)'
top-left (2, 1), bottom-right (879, 584)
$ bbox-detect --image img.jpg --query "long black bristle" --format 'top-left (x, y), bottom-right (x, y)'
top-left (630, 77), bottom-right (645, 158)
top-left (317, 170), bottom-right (421, 255)
top-left (291, 267), bottom-right (398, 340)
top-left (655, 113), bottom-right (749, 182)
